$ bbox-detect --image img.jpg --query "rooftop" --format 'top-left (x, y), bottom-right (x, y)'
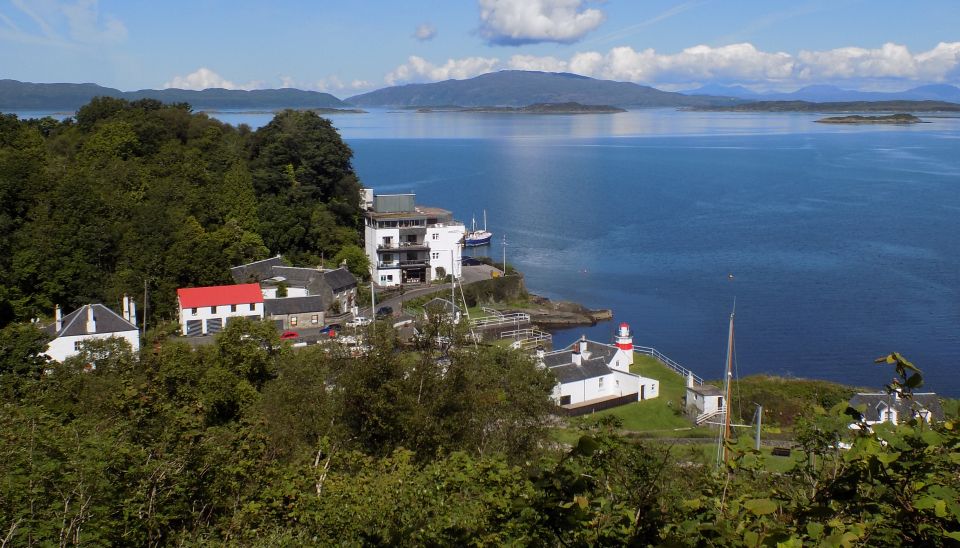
top-left (177, 283), bottom-right (264, 308)
top-left (44, 304), bottom-right (138, 338)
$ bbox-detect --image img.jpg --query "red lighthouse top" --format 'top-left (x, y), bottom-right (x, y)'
top-left (615, 322), bottom-right (632, 350)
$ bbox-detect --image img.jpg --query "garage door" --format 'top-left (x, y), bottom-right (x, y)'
top-left (185, 320), bottom-right (202, 337)
top-left (206, 318), bottom-right (223, 334)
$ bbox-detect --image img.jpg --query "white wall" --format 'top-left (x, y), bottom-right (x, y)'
top-left (261, 287), bottom-right (309, 299)
top-left (45, 330), bottom-right (140, 362)
top-left (179, 302), bottom-right (264, 335)
top-left (426, 224), bottom-right (464, 280)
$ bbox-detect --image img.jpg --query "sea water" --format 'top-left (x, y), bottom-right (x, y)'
top-left (15, 108), bottom-right (960, 394)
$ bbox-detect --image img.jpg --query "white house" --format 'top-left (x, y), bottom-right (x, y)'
top-left (685, 377), bottom-right (725, 422)
top-left (44, 299), bottom-right (140, 362)
top-left (177, 283), bottom-right (264, 336)
top-left (541, 324), bottom-right (659, 413)
top-left (362, 190), bottom-right (465, 287)
top-left (848, 392), bottom-right (944, 426)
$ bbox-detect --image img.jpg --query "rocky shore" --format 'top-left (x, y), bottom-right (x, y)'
top-left (515, 294), bottom-right (613, 328)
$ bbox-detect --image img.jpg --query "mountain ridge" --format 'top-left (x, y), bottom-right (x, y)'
top-left (0, 79), bottom-right (346, 111)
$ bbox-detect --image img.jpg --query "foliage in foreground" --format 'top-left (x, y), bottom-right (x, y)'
top-left (0, 320), bottom-right (958, 546)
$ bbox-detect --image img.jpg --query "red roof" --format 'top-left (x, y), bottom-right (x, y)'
top-left (177, 283), bottom-right (264, 308)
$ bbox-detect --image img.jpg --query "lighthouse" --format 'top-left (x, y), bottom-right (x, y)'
top-left (615, 322), bottom-right (634, 366)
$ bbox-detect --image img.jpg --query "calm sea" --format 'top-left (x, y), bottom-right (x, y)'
top-left (16, 108), bottom-right (960, 395)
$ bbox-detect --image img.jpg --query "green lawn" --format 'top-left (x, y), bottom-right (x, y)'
top-left (569, 354), bottom-right (712, 435)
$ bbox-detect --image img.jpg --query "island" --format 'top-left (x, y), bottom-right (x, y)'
top-left (416, 102), bottom-right (626, 114)
top-left (814, 113), bottom-right (924, 124)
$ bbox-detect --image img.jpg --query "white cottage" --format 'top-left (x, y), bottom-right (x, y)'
top-left (849, 392), bottom-right (944, 426)
top-left (177, 283), bottom-right (264, 336)
top-left (44, 299), bottom-right (140, 362)
top-left (542, 324), bottom-right (659, 414)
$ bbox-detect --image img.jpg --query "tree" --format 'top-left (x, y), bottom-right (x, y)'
top-left (332, 245), bottom-right (370, 281)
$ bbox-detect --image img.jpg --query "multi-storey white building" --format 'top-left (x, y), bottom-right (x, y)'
top-left (362, 190), bottom-right (465, 287)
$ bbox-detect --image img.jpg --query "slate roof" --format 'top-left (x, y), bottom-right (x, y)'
top-left (178, 284), bottom-right (263, 308)
top-left (231, 256), bottom-right (285, 283)
top-left (549, 357), bottom-right (613, 384)
top-left (849, 392), bottom-right (945, 422)
top-left (323, 267), bottom-right (358, 293)
top-left (424, 298), bottom-right (461, 315)
top-left (270, 266), bottom-right (323, 288)
top-left (44, 304), bottom-right (138, 337)
top-left (562, 339), bottom-right (619, 365)
top-left (688, 384), bottom-right (724, 397)
top-left (264, 296), bottom-right (326, 316)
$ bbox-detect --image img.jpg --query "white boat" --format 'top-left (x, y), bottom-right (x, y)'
top-left (464, 210), bottom-right (493, 247)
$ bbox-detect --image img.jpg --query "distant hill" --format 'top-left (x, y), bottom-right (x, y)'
top-left (346, 70), bottom-right (741, 108)
top-left (0, 79), bottom-right (346, 111)
top-left (682, 83), bottom-right (960, 103)
top-left (703, 100), bottom-right (960, 113)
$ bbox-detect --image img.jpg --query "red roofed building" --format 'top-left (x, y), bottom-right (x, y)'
top-left (177, 283), bottom-right (264, 336)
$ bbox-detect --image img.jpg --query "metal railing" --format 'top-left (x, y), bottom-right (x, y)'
top-left (378, 242), bottom-right (428, 250)
top-left (633, 345), bottom-right (703, 386)
top-left (696, 406), bottom-right (726, 425)
top-left (500, 328), bottom-right (552, 350)
top-left (481, 307), bottom-right (504, 318)
top-left (470, 312), bottom-right (530, 328)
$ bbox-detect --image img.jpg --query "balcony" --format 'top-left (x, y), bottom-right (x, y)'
top-left (377, 241), bottom-right (429, 251)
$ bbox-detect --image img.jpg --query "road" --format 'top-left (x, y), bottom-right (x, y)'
top-left (363, 265), bottom-right (502, 318)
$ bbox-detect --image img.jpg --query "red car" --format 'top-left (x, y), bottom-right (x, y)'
top-left (280, 331), bottom-right (299, 340)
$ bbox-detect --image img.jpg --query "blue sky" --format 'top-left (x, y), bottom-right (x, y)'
top-left (2, 0), bottom-right (959, 96)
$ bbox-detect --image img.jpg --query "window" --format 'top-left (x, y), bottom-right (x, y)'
top-left (380, 275), bottom-right (387, 282)
top-left (431, 252), bottom-right (439, 259)
top-left (599, 377), bottom-right (604, 388)
top-left (74, 341), bottom-right (81, 351)
top-left (249, 303), bottom-right (255, 311)
top-left (191, 307), bottom-right (197, 316)
top-left (231, 304), bottom-right (237, 312)
top-left (311, 315), bottom-right (319, 324)
top-left (210, 306), bottom-right (216, 314)
top-left (432, 233), bottom-right (439, 240)
top-left (387, 275), bottom-right (394, 282)
top-left (290, 316), bottom-right (298, 326)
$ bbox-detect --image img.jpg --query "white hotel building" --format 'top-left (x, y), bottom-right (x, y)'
top-left (362, 190), bottom-right (465, 287)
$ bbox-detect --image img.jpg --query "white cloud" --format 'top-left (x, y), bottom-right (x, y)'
top-left (798, 42), bottom-right (960, 83)
top-left (385, 55), bottom-right (500, 86)
top-left (163, 68), bottom-right (263, 91)
top-left (507, 54), bottom-right (568, 73)
top-left (478, 0), bottom-right (605, 45)
top-left (383, 41), bottom-right (960, 90)
top-left (414, 23), bottom-right (436, 41)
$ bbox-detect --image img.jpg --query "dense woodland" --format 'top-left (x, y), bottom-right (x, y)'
top-left (1, 101), bottom-right (958, 545)
top-left (0, 98), bottom-right (366, 328)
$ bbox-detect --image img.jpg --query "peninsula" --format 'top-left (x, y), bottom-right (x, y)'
top-left (814, 113), bottom-right (924, 124)
top-left (416, 102), bottom-right (625, 114)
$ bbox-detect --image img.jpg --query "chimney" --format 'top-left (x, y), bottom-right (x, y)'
top-left (86, 306), bottom-right (96, 334)
top-left (55, 305), bottom-right (62, 333)
top-left (123, 295), bottom-right (130, 323)
top-left (130, 300), bottom-right (137, 327)
top-left (578, 335), bottom-right (590, 359)
top-left (686, 373), bottom-right (694, 389)
top-left (535, 348), bottom-right (545, 367)
top-left (571, 339), bottom-right (582, 366)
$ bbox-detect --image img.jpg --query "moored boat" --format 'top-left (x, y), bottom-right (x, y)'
top-left (464, 210), bottom-right (493, 247)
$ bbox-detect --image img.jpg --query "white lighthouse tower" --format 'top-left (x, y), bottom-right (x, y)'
top-left (615, 322), bottom-right (634, 366)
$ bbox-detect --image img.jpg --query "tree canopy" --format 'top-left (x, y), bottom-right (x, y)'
top-left (0, 101), bottom-right (363, 327)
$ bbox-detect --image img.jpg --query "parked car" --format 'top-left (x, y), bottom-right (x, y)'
top-left (319, 323), bottom-right (342, 336)
top-left (375, 306), bottom-right (393, 318)
top-left (346, 316), bottom-right (372, 328)
top-left (280, 331), bottom-right (299, 340)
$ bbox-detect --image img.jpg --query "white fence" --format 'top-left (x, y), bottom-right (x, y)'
top-left (471, 312), bottom-right (530, 329)
top-left (500, 328), bottom-right (552, 350)
top-left (633, 345), bottom-right (704, 386)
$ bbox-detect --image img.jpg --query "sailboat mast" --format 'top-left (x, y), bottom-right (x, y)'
top-left (483, 209), bottom-right (487, 232)
top-left (722, 309), bottom-right (735, 464)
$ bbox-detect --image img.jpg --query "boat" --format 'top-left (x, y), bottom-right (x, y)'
top-left (464, 210), bottom-right (493, 247)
